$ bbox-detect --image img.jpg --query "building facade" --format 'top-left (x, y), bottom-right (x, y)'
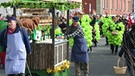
top-left (82, 0), bottom-right (133, 15)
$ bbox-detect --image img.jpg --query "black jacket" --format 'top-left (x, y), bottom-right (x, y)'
top-left (119, 29), bottom-right (135, 57)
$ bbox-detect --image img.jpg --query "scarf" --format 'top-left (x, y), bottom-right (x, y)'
top-left (8, 27), bottom-right (16, 34)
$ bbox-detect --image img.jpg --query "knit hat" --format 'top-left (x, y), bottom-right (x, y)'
top-left (7, 16), bottom-right (17, 22)
top-left (72, 16), bottom-right (79, 22)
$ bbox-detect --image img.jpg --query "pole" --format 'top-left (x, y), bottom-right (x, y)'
top-left (133, 0), bottom-right (134, 12)
top-left (51, 7), bottom-right (55, 76)
top-left (13, 4), bottom-right (16, 17)
top-left (52, 7), bottom-right (55, 48)
top-left (66, 9), bottom-right (69, 60)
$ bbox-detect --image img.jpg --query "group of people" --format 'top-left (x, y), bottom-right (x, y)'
top-left (59, 10), bottom-right (135, 76)
top-left (97, 12), bottom-right (135, 76)
top-left (90, 12), bottom-right (135, 76)
top-left (0, 10), bottom-right (135, 76)
top-left (53, 9), bottom-right (135, 76)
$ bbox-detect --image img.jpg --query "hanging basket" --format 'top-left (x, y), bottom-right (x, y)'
top-left (113, 58), bottom-right (127, 74)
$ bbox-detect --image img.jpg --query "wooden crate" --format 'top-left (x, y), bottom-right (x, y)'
top-left (21, 8), bottom-right (46, 14)
top-left (27, 42), bottom-right (68, 70)
top-left (17, 15), bottom-right (51, 19)
top-left (27, 43), bottom-right (54, 70)
top-left (17, 8), bottom-right (52, 25)
top-left (17, 16), bottom-right (52, 25)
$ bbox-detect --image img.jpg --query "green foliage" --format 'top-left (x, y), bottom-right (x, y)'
top-left (94, 22), bottom-right (100, 41)
top-left (0, 20), bottom-right (7, 32)
top-left (0, 1), bottom-right (81, 10)
top-left (39, 25), bottom-right (52, 33)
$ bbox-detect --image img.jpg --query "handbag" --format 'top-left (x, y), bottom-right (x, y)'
top-left (111, 30), bottom-right (118, 35)
top-left (113, 58), bottom-right (127, 74)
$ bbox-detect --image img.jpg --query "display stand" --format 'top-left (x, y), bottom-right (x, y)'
top-left (12, 2), bottom-right (70, 76)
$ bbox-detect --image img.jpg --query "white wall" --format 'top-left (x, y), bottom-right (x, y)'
top-left (0, 0), bottom-right (12, 17)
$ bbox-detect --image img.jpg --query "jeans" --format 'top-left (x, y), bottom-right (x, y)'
top-left (110, 44), bottom-right (118, 54)
top-left (75, 62), bottom-right (89, 76)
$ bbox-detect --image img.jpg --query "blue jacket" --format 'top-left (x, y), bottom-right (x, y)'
top-left (0, 25), bottom-right (32, 54)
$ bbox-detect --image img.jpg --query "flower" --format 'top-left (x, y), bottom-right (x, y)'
top-left (47, 68), bottom-right (52, 74)
top-left (46, 60), bottom-right (70, 74)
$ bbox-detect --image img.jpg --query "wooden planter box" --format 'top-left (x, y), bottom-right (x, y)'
top-left (25, 68), bottom-right (69, 76)
top-left (27, 40), bottom-right (68, 70)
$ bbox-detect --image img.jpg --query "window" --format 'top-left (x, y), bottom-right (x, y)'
top-left (120, 0), bottom-right (122, 10)
top-left (112, 0), bottom-right (114, 9)
top-left (116, 0), bottom-right (118, 10)
top-left (106, 0), bottom-right (108, 9)
top-left (103, 0), bottom-right (105, 9)
top-left (128, 1), bottom-right (130, 11)
top-left (124, 0), bottom-right (126, 11)
top-left (103, 0), bottom-right (108, 9)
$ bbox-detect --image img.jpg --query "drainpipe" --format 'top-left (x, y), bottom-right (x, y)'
top-left (109, 0), bottom-right (111, 15)
top-left (133, 0), bottom-right (135, 12)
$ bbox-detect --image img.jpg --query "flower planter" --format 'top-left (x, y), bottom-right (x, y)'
top-left (25, 40), bottom-right (69, 76)
top-left (25, 68), bottom-right (69, 76)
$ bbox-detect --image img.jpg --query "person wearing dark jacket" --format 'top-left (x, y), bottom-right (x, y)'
top-left (0, 16), bottom-right (32, 76)
top-left (58, 21), bottom-right (67, 33)
top-left (65, 16), bottom-right (89, 76)
top-left (90, 15), bottom-right (97, 47)
top-left (118, 24), bottom-right (135, 76)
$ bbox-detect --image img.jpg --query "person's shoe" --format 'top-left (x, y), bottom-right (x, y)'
top-left (87, 48), bottom-right (89, 51)
top-left (80, 65), bottom-right (84, 70)
top-left (87, 48), bottom-right (91, 53)
top-left (84, 73), bottom-right (89, 76)
top-left (88, 51), bottom-right (91, 53)
top-left (111, 49), bottom-right (114, 54)
top-left (76, 74), bottom-right (81, 76)
top-left (105, 44), bottom-right (108, 45)
top-left (0, 64), bottom-right (5, 69)
top-left (93, 45), bottom-right (97, 47)
top-left (90, 50), bottom-right (93, 53)
top-left (114, 53), bottom-right (117, 55)
top-left (18, 73), bottom-right (25, 76)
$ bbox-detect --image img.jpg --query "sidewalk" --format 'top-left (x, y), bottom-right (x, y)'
top-left (0, 69), bottom-right (5, 76)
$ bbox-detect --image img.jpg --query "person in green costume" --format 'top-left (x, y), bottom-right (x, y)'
top-left (0, 17), bottom-right (7, 69)
top-left (109, 16), bottom-right (125, 54)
